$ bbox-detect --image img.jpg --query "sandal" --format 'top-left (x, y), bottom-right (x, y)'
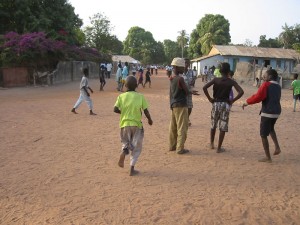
top-left (177, 149), bottom-right (189, 154)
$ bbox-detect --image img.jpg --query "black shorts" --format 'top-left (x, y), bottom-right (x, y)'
top-left (260, 117), bottom-right (277, 137)
top-left (293, 94), bottom-right (300, 100)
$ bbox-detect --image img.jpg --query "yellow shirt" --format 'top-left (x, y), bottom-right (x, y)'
top-left (114, 91), bottom-right (149, 128)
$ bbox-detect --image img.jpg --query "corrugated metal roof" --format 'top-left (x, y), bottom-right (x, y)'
top-left (210, 45), bottom-right (300, 60)
top-left (112, 55), bottom-right (140, 64)
top-left (191, 54), bottom-right (218, 62)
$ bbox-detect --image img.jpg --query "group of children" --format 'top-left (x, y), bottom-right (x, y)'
top-left (70, 61), bottom-right (299, 176)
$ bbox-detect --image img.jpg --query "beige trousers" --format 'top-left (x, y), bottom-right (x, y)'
top-left (169, 107), bottom-right (189, 152)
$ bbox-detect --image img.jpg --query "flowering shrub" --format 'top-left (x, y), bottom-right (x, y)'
top-left (0, 32), bottom-right (110, 68)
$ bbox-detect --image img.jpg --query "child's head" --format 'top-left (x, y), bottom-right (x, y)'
top-left (83, 68), bottom-right (89, 76)
top-left (265, 69), bottom-right (278, 81)
top-left (125, 75), bottom-right (137, 91)
top-left (220, 62), bottom-right (230, 76)
top-left (294, 73), bottom-right (298, 80)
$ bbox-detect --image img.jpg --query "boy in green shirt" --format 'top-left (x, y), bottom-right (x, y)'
top-left (114, 76), bottom-right (153, 176)
top-left (291, 73), bottom-right (300, 112)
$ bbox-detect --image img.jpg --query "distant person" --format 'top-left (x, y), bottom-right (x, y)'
top-left (106, 62), bottom-right (112, 79)
top-left (115, 63), bottom-right (122, 91)
top-left (183, 58), bottom-right (199, 126)
top-left (202, 66), bottom-right (208, 82)
top-left (71, 68), bottom-right (96, 115)
top-left (99, 63), bottom-right (106, 91)
top-left (291, 73), bottom-right (300, 112)
top-left (131, 64), bottom-right (137, 76)
top-left (169, 57), bottom-right (190, 154)
top-left (143, 67), bottom-right (151, 88)
top-left (121, 62), bottom-right (129, 91)
top-left (192, 66), bottom-right (197, 86)
top-left (166, 65), bottom-right (172, 77)
top-left (114, 76), bottom-right (153, 176)
top-left (203, 62), bottom-right (244, 153)
top-left (214, 64), bottom-right (221, 78)
top-left (137, 66), bottom-right (144, 88)
top-left (242, 69), bottom-right (281, 163)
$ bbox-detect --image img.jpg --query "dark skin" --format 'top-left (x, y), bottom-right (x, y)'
top-left (114, 76), bottom-right (153, 175)
top-left (242, 72), bottom-right (281, 162)
top-left (203, 73), bottom-right (244, 152)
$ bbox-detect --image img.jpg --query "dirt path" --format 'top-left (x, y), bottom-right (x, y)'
top-left (0, 70), bottom-right (299, 224)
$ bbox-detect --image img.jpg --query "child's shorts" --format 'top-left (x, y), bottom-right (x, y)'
top-left (260, 116), bottom-right (277, 137)
top-left (293, 94), bottom-right (300, 100)
top-left (211, 102), bottom-right (230, 132)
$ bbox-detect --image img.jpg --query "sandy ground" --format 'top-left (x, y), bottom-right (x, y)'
top-left (0, 70), bottom-right (300, 225)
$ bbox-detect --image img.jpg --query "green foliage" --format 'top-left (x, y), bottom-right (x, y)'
top-left (177, 30), bottom-right (189, 58)
top-left (84, 13), bottom-right (123, 55)
top-left (192, 14), bottom-right (231, 55)
top-left (163, 39), bottom-right (181, 64)
top-left (0, 0), bottom-right (83, 45)
top-left (279, 23), bottom-right (300, 49)
top-left (123, 26), bottom-right (165, 64)
top-left (188, 29), bottom-right (202, 59)
top-left (258, 35), bottom-right (282, 48)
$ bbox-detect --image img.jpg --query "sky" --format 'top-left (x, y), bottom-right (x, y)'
top-left (68, 0), bottom-right (300, 46)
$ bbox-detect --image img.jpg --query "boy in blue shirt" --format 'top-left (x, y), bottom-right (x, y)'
top-left (114, 76), bottom-right (153, 176)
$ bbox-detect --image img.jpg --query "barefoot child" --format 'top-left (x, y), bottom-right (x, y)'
top-left (114, 76), bottom-right (153, 176)
top-left (203, 62), bottom-right (244, 153)
top-left (291, 73), bottom-right (300, 112)
top-left (242, 69), bottom-right (281, 163)
top-left (143, 67), bottom-right (151, 88)
top-left (71, 68), bottom-right (96, 115)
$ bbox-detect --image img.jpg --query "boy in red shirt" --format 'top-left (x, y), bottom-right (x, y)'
top-left (242, 69), bottom-right (281, 163)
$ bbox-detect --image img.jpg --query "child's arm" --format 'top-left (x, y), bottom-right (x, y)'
top-left (82, 86), bottom-right (90, 96)
top-left (143, 109), bottom-right (153, 125)
top-left (113, 106), bottom-right (121, 114)
top-left (88, 87), bottom-right (94, 93)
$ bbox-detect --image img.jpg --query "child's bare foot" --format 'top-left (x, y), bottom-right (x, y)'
top-left (118, 152), bottom-right (125, 168)
top-left (71, 108), bottom-right (78, 114)
top-left (210, 143), bottom-right (214, 149)
top-left (129, 166), bottom-right (139, 176)
top-left (273, 149), bottom-right (281, 155)
top-left (216, 148), bottom-right (225, 153)
top-left (258, 157), bottom-right (272, 163)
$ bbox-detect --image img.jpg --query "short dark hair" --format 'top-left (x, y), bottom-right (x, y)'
top-left (294, 73), bottom-right (299, 79)
top-left (125, 75), bottom-right (137, 90)
top-left (83, 68), bottom-right (89, 76)
top-left (219, 62), bottom-right (230, 75)
top-left (266, 69), bottom-right (278, 81)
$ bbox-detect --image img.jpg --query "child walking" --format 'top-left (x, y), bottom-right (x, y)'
top-left (291, 73), bottom-right (300, 112)
top-left (114, 76), bottom-right (153, 176)
top-left (71, 68), bottom-right (96, 115)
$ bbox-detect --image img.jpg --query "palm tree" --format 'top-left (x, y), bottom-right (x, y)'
top-left (177, 30), bottom-right (189, 58)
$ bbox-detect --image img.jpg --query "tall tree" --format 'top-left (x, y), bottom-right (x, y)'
top-left (279, 23), bottom-right (300, 49)
top-left (163, 39), bottom-right (181, 64)
top-left (258, 35), bottom-right (282, 48)
top-left (188, 29), bottom-right (202, 59)
top-left (193, 14), bottom-right (231, 55)
top-left (0, 0), bottom-right (83, 45)
top-left (84, 13), bottom-right (123, 54)
top-left (177, 30), bottom-right (189, 58)
top-left (123, 26), bottom-right (161, 64)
